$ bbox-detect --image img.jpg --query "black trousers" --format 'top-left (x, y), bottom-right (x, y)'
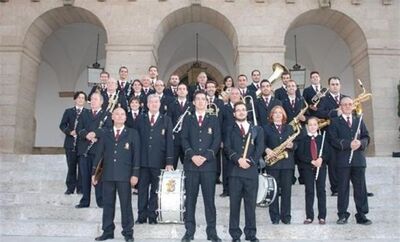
top-left (327, 147), bottom-right (338, 193)
top-left (184, 170), bottom-right (217, 237)
top-left (303, 166), bottom-right (327, 220)
top-left (337, 166), bottom-right (369, 220)
top-left (65, 149), bottom-right (82, 192)
top-left (172, 141), bottom-right (184, 170)
top-left (102, 181), bottom-right (133, 238)
top-left (222, 148), bottom-right (233, 194)
top-left (78, 154), bottom-right (103, 206)
top-left (229, 176), bottom-right (258, 240)
top-left (137, 167), bottom-right (160, 220)
top-left (216, 149), bottom-right (222, 180)
top-left (267, 169), bottom-right (293, 223)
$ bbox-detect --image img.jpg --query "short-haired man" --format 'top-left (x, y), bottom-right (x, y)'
top-left (164, 74), bottom-right (180, 97)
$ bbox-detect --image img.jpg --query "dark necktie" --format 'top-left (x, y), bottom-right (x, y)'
top-left (347, 116), bottom-right (351, 128)
top-left (240, 124), bottom-right (245, 136)
top-left (92, 110), bottom-right (97, 117)
top-left (150, 115), bottom-right (155, 126)
top-left (198, 115), bottom-right (203, 127)
top-left (315, 86), bottom-right (319, 92)
top-left (276, 124), bottom-right (282, 133)
top-left (121, 82), bottom-right (125, 89)
top-left (335, 95), bottom-right (339, 105)
top-left (115, 129), bottom-right (121, 141)
top-left (291, 99), bottom-right (295, 109)
top-left (76, 108), bottom-right (81, 115)
top-left (180, 101), bottom-right (184, 111)
top-left (264, 97), bottom-right (269, 107)
top-left (310, 136), bottom-right (318, 160)
top-left (133, 112), bottom-right (138, 120)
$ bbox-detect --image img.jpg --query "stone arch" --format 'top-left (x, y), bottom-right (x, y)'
top-left (154, 5), bottom-right (239, 61)
top-left (286, 8), bottom-right (374, 153)
top-left (15, 6), bottom-right (107, 153)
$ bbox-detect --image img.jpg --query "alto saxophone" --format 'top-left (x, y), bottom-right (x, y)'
top-left (288, 100), bottom-right (308, 132)
top-left (264, 126), bottom-right (301, 166)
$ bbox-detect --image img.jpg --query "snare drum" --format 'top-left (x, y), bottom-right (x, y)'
top-left (157, 169), bottom-right (185, 223)
top-left (256, 173), bottom-right (277, 207)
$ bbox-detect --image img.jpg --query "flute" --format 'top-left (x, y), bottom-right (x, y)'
top-left (315, 131), bottom-right (326, 180)
top-left (349, 114), bottom-right (363, 164)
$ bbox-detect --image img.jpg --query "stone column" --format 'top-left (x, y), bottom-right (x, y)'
top-left (368, 48), bottom-right (400, 156)
top-left (105, 44), bottom-right (157, 79)
top-left (236, 45), bottom-right (286, 84)
top-left (0, 46), bottom-right (39, 153)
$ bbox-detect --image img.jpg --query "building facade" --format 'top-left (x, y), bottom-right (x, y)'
top-left (0, 0), bottom-right (398, 155)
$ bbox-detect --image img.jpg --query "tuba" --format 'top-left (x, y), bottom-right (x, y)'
top-left (264, 126), bottom-right (301, 166)
top-left (268, 63), bottom-right (290, 86)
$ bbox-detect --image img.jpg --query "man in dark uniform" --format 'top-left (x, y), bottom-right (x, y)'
top-left (59, 91), bottom-right (87, 195)
top-left (220, 88), bottom-right (242, 197)
top-left (181, 91), bottom-right (222, 242)
top-left (281, 79), bottom-right (306, 124)
top-left (205, 80), bottom-right (224, 184)
top-left (255, 79), bottom-right (282, 126)
top-left (140, 75), bottom-right (155, 113)
top-left (224, 102), bottom-right (264, 242)
top-left (328, 97), bottom-right (372, 225)
top-left (303, 71), bottom-right (321, 116)
top-left (188, 72), bottom-right (207, 102)
top-left (247, 69), bottom-right (262, 96)
top-left (167, 83), bottom-right (193, 169)
top-left (148, 65), bottom-right (159, 87)
top-left (75, 92), bottom-right (112, 208)
top-left (136, 94), bottom-right (174, 224)
top-left (274, 72), bottom-right (301, 101)
top-left (89, 71), bottom-right (109, 101)
top-left (117, 66), bottom-right (131, 99)
top-left (102, 77), bottom-right (128, 112)
top-left (316, 76), bottom-right (346, 196)
top-left (154, 79), bottom-right (174, 115)
top-left (126, 96), bottom-right (142, 130)
top-left (164, 74), bottom-right (180, 98)
top-left (92, 107), bottom-right (140, 242)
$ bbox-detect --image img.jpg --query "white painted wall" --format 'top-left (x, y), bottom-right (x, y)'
top-left (285, 25), bottom-right (355, 96)
top-left (34, 23), bottom-right (106, 147)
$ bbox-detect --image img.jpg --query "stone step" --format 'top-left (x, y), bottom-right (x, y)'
top-left (1, 219), bottom-right (399, 240)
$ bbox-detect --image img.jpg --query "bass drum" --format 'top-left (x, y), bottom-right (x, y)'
top-left (256, 173), bottom-right (277, 207)
top-left (157, 169), bottom-right (185, 223)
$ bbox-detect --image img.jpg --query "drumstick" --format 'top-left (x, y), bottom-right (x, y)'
top-left (315, 131), bottom-right (326, 180)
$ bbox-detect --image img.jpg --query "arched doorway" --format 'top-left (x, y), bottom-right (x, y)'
top-left (284, 9), bottom-right (374, 153)
top-left (172, 62), bottom-right (224, 86)
top-left (21, 6), bottom-right (107, 151)
top-left (154, 6), bottom-right (238, 85)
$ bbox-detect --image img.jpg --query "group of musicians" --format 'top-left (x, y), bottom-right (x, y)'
top-left (59, 65), bottom-right (372, 242)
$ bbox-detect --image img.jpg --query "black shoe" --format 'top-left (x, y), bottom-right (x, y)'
top-left (219, 192), bottom-right (229, 197)
top-left (272, 221), bottom-right (279, 224)
top-left (282, 220), bottom-right (291, 224)
top-left (76, 189), bottom-right (82, 194)
top-left (181, 233), bottom-right (194, 242)
top-left (149, 218), bottom-right (158, 224)
top-left (357, 218), bottom-right (372, 225)
top-left (216, 178), bottom-right (222, 184)
top-left (331, 192), bottom-right (338, 196)
top-left (64, 190), bottom-right (73, 195)
top-left (95, 233), bottom-right (114, 241)
top-left (207, 234), bottom-right (222, 242)
top-left (336, 217), bottom-right (348, 224)
top-left (367, 192), bottom-right (374, 197)
top-left (124, 236), bottom-right (134, 242)
top-left (75, 204), bottom-right (89, 208)
top-left (135, 218), bottom-right (147, 224)
top-left (232, 239), bottom-right (241, 242)
top-left (249, 239), bottom-right (259, 242)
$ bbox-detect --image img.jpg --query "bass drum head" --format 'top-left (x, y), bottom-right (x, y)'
top-left (256, 174), bottom-right (277, 207)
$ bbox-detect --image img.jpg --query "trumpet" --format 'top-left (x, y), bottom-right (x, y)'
top-left (264, 126), bottom-right (301, 166)
top-left (311, 87), bottom-right (328, 106)
top-left (288, 100), bottom-right (308, 131)
top-left (353, 79), bottom-right (372, 115)
top-left (241, 95), bottom-right (258, 126)
top-left (172, 106), bottom-right (191, 133)
top-left (106, 90), bottom-right (120, 113)
top-left (206, 102), bottom-right (219, 116)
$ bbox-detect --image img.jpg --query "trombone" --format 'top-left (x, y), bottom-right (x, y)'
top-left (241, 95), bottom-right (258, 126)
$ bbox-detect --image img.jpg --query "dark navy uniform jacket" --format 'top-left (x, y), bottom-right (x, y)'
top-left (316, 93), bottom-right (347, 119)
top-left (296, 133), bottom-right (330, 170)
top-left (93, 127), bottom-right (141, 182)
top-left (76, 109), bottom-right (112, 156)
top-left (328, 115), bottom-right (370, 168)
top-left (137, 113), bottom-right (174, 169)
top-left (281, 96), bottom-right (306, 123)
top-left (59, 107), bottom-right (86, 149)
top-left (255, 96), bottom-right (282, 126)
top-left (263, 123), bottom-right (296, 170)
top-left (224, 123), bottom-right (264, 179)
top-left (181, 113), bottom-right (221, 172)
top-left (275, 87), bottom-right (301, 102)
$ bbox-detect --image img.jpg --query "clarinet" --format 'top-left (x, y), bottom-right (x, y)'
top-left (72, 109), bottom-right (82, 152)
top-left (82, 114), bottom-right (108, 157)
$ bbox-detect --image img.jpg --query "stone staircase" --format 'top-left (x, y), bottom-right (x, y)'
top-left (0, 154), bottom-right (399, 241)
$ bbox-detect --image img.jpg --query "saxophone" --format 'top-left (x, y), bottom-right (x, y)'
top-left (288, 100), bottom-right (308, 132)
top-left (264, 126), bottom-right (301, 166)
